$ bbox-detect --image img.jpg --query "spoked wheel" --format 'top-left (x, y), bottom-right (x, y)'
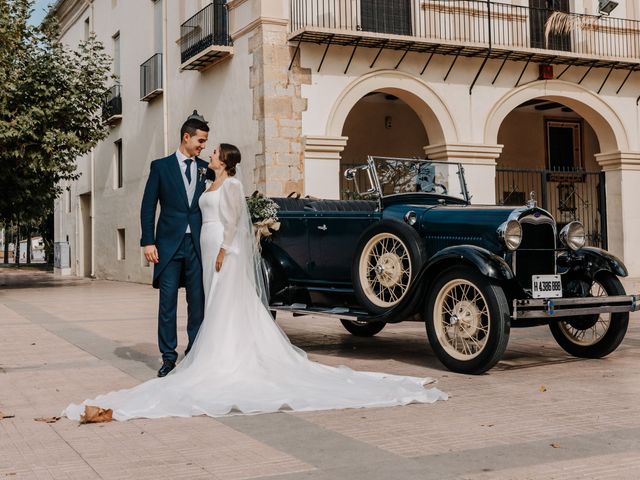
top-left (425, 267), bottom-right (510, 374)
top-left (549, 273), bottom-right (629, 358)
top-left (352, 221), bottom-right (425, 315)
top-left (340, 319), bottom-right (386, 337)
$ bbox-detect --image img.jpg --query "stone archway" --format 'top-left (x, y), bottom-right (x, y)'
top-left (304, 70), bottom-right (458, 199)
top-left (484, 80), bottom-right (629, 152)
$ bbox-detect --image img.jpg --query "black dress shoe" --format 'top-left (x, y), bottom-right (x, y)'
top-left (157, 360), bottom-right (176, 377)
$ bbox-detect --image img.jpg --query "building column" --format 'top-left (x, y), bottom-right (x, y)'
top-left (304, 135), bottom-right (348, 200)
top-left (595, 151), bottom-right (640, 276)
top-left (423, 143), bottom-right (503, 204)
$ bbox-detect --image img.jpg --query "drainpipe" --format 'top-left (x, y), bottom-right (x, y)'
top-left (87, 0), bottom-right (96, 277)
top-left (162, 0), bottom-right (169, 155)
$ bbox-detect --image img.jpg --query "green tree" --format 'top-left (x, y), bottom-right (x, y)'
top-left (0, 0), bottom-right (112, 263)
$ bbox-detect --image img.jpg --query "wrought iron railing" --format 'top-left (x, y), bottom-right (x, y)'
top-left (290, 0), bottom-right (640, 61)
top-left (496, 167), bottom-right (607, 248)
top-left (102, 85), bottom-right (122, 122)
top-left (140, 53), bottom-right (162, 100)
top-left (180, 1), bottom-right (231, 64)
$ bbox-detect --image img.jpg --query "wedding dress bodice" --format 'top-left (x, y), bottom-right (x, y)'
top-left (199, 188), bottom-right (222, 224)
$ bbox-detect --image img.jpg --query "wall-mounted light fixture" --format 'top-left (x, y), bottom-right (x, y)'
top-left (598, 0), bottom-right (618, 15)
top-left (384, 116), bottom-right (392, 129)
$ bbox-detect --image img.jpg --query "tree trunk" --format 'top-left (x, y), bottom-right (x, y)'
top-left (3, 224), bottom-right (8, 264)
top-left (26, 225), bottom-right (32, 264)
top-left (15, 222), bottom-right (20, 266)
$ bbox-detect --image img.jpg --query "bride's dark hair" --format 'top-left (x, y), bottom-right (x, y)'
top-left (219, 143), bottom-right (241, 176)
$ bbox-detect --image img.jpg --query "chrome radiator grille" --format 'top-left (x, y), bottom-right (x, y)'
top-left (514, 217), bottom-right (556, 289)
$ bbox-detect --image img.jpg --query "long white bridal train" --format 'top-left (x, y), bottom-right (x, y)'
top-left (64, 179), bottom-right (447, 421)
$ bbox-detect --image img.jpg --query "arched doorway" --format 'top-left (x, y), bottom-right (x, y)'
top-left (495, 99), bottom-right (606, 247)
top-left (340, 92), bottom-right (429, 198)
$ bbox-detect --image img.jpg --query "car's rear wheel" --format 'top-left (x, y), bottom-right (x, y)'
top-left (425, 267), bottom-right (510, 374)
top-left (352, 221), bottom-right (425, 315)
top-left (549, 273), bottom-right (629, 358)
top-left (340, 319), bottom-right (386, 337)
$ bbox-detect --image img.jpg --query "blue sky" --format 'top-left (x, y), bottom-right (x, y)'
top-left (29, 0), bottom-right (56, 25)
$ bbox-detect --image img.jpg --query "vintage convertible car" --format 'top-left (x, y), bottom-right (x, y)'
top-left (261, 156), bottom-right (639, 374)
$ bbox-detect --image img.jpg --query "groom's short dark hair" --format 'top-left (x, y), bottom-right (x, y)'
top-left (180, 118), bottom-right (210, 141)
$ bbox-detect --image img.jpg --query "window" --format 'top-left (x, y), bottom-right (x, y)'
top-left (117, 228), bottom-right (125, 260)
top-left (113, 31), bottom-right (121, 80)
top-left (114, 139), bottom-right (123, 188)
top-left (360, 0), bottom-right (412, 36)
top-left (84, 17), bottom-right (90, 40)
top-left (545, 119), bottom-right (582, 170)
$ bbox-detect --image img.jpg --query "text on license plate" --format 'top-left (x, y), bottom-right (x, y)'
top-left (532, 275), bottom-right (562, 299)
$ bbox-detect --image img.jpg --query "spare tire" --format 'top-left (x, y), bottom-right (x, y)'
top-left (352, 220), bottom-right (426, 314)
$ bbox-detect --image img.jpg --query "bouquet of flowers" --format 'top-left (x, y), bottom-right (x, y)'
top-left (246, 192), bottom-right (280, 243)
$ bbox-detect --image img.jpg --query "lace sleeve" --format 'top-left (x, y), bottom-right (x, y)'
top-left (219, 179), bottom-right (244, 253)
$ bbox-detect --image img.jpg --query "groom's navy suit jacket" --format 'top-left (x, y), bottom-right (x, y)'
top-left (140, 153), bottom-right (212, 288)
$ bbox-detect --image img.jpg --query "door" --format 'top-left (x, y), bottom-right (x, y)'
top-left (361, 0), bottom-right (412, 36)
top-left (79, 193), bottom-right (92, 277)
top-left (529, 0), bottom-right (571, 51)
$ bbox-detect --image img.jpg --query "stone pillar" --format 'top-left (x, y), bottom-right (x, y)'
top-left (304, 136), bottom-right (348, 199)
top-left (423, 143), bottom-right (503, 204)
top-left (249, 20), bottom-right (311, 197)
top-left (594, 151), bottom-right (640, 276)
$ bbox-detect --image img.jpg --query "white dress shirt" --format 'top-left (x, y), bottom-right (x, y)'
top-left (176, 150), bottom-right (197, 233)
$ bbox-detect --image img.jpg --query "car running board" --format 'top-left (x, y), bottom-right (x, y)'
top-left (271, 303), bottom-right (371, 320)
top-left (513, 294), bottom-right (640, 320)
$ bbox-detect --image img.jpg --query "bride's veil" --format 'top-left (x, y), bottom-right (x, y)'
top-left (231, 165), bottom-right (270, 310)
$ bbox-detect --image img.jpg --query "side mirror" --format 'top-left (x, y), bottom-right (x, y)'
top-left (344, 168), bottom-right (357, 181)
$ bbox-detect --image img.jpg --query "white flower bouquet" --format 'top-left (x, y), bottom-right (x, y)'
top-left (246, 192), bottom-right (280, 242)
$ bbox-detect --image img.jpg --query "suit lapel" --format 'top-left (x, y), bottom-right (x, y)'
top-left (168, 153), bottom-right (190, 208)
top-left (191, 158), bottom-right (208, 209)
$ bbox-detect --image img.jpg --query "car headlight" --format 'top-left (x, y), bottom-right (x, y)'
top-left (404, 210), bottom-right (417, 226)
top-left (497, 220), bottom-right (522, 251)
top-left (559, 221), bottom-right (585, 250)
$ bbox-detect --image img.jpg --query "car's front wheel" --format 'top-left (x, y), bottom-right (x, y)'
top-left (549, 273), bottom-right (629, 358)
top-left (340, 319), bottom-right (386, 337)
top-left (425, 267), bottom-right (511, 374)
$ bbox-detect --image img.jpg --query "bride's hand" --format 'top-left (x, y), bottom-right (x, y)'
top-left (215, 249), bottom-right (225, 272)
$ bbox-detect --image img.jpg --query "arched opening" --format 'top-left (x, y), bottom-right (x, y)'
top-left (496, 99), bottom-right (606, 248)
top-left (340, 92), bottom-right (429, 197)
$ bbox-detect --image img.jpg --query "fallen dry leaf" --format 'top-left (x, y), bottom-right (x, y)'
top-left (34, 416), bottom-right (60, 423)
top-left (539, 385), bottom-right (547, 392)
top-left (0, 412), bottom-right (15, 420)
top-left (80, 406), bottom-right (113, 424)
top-left (550, 443), bottom-right (560, 448)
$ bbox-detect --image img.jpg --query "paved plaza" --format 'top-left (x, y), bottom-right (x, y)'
top-left (1, 268), bottom-right (640, 479)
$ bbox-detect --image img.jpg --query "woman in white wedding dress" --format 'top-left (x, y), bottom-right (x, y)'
top-left (64, 144), bottom-right (447, 421)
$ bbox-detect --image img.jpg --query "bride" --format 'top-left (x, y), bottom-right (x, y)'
top-left (64, 144), bottom-right (447, 421)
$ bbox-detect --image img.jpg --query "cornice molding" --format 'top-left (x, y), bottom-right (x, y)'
top-left (231, 17), bottom-right (289, 40)
top-left (595, 151), bottom-right (640, 171)
top-left (424, 143), bottom-right (503, 165)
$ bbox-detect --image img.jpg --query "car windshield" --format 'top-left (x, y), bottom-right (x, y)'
top-left (370, 157), bottom-right (468, 201)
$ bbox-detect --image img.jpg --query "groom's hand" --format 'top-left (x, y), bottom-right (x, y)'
top-left (143, 245), bottom-right (159, 264)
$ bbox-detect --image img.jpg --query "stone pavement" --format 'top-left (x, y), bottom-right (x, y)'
top-left (1, 269), bottom-right (640, 480)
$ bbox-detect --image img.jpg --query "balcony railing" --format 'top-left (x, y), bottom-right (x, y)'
top-left (290, 0), bottom-right (640, 66)
top-left (140, 53), bottom-right (163, 102)
top-left (180, 1), bottom-right (233, 71)
top-left (102, 85), bottom-right (122, 124)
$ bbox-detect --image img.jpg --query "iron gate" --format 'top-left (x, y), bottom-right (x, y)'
top-left (496, 168), bottom-right (607, 249)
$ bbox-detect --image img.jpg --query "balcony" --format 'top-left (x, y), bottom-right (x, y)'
top-left (102, 85), bottom-right (122, 124)
top-left (140, 53), bottom-right (163, 102)
top-left (180, 1), bottom-right (233, 71)
top-left (289, 0), bottom-right (640, 79)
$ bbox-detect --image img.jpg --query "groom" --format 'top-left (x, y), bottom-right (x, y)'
top-left (140, 111), bottom-right (213, 377)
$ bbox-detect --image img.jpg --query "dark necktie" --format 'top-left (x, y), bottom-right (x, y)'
top-left (184, 159), bottom-right (193, 184)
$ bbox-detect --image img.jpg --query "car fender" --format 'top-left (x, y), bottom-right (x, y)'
top-left (423, 245), bottom-right (515, 282)
top-left (559, 246), bottom-right (628, 279)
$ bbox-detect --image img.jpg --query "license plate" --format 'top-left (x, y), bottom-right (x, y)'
top-left (532, 275), bottom-right (562, 299)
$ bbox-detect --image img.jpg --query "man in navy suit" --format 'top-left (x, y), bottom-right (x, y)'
top-left (140, 112), bottom-right (212, 377)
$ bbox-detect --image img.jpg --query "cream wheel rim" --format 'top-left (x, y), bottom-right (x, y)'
top-left (358, 233), bottom-right (412, 308)
top-left (557, 281), bottom-right (611, 346)
top-left (433, 279), bottom-right (490, 361)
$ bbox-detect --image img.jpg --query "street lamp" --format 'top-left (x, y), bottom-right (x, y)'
top-left (598, 0), bottom-right (618, 16)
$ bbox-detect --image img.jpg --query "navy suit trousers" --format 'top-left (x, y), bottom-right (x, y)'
top-left (157, 233), bottom-right (204, 362)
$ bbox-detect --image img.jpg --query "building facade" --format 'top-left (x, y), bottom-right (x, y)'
top-left (52, 0), bottom-right (640, 282)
